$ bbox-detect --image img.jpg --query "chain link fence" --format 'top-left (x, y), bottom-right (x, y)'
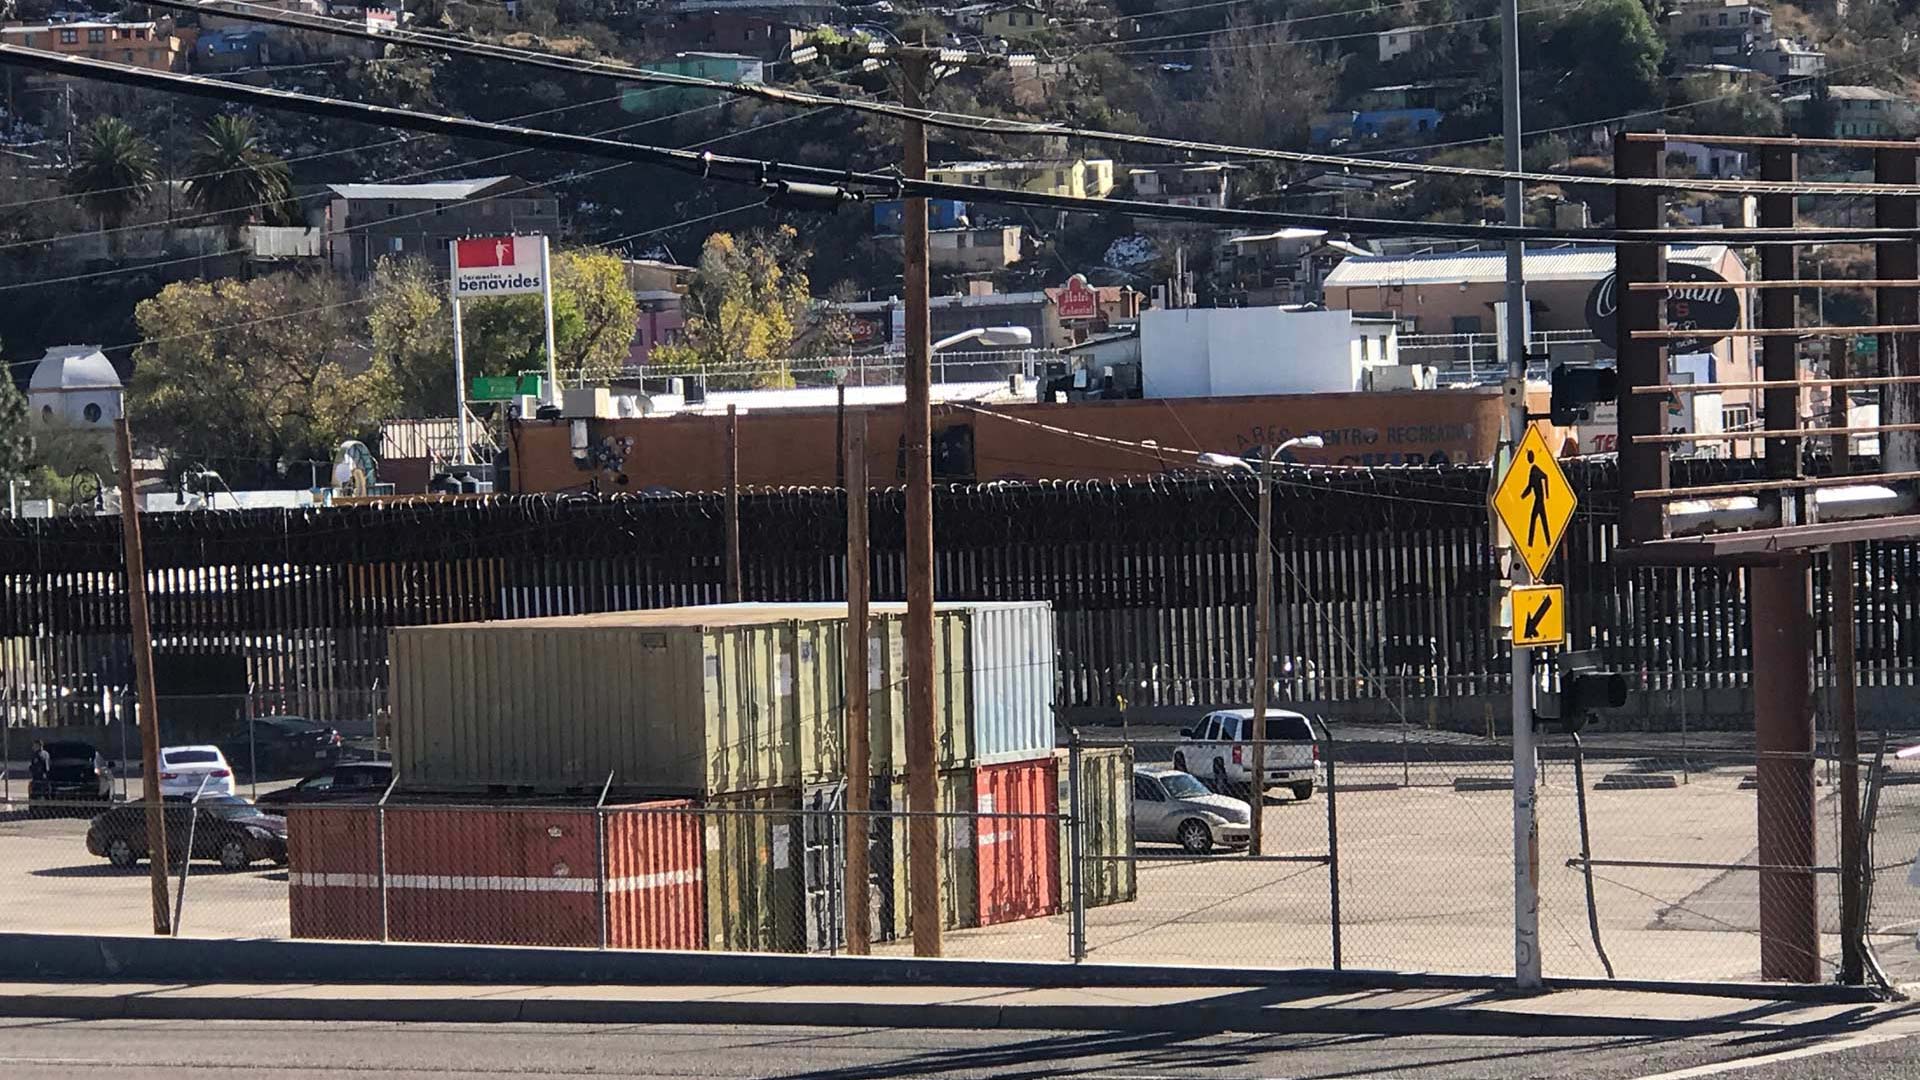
top-left (3, 717), bottom-right (1896, 988)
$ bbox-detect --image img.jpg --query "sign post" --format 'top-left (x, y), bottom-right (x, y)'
top-left (451, 233), bottom-right (560, 416)
top-left (447, 240), bottom-right (470, 466)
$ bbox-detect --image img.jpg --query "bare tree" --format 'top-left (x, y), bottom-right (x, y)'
top-left (1198, 19), bottom-right (1337, 149)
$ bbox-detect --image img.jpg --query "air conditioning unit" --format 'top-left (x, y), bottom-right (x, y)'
top-left (563, 387), bottom-right (613, 419)
top-left (1366, 364), bottom-right (1439, 391)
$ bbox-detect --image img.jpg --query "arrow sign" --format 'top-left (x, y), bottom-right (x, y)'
top-left (1511, 584), bottom-right (1565, 649)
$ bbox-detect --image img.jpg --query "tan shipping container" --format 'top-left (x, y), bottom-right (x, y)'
top-left (389, 609), bottom-right (847, 795)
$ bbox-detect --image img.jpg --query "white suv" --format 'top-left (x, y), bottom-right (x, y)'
top-left (1173, 709), bottom-right (1323, 800)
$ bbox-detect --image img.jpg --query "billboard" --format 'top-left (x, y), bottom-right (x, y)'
top-left (452, 235), bottom-right (547, 298)
top-left (1056, 274), bottom-right (1099, 321)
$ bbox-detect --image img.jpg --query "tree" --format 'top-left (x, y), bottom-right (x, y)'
top-left (1194, 19), bottom-right (1336, 149)
top-left (649, 226), bottom-right (824, 389)
top-left (184, 115), bottom-right (295, 251)
top-left (66, 117), bottom-right (157, 259)
top-left (1534, 0), bottom-right (1663, 125)
top-left (369, 248), bottom-right (638, 415)
top-left (128, 272), bottom-right (389, 479)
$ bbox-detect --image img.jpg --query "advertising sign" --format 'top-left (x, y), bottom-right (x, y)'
top-left (452, 235), bottom-right (547, 298)
top-left (1583, 262), bottom-right (1740, 353)
top-left (1057, 274), bottom-right (1099, 321)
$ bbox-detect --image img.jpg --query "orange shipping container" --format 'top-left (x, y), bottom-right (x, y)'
top-left (287, 805), bottom-right (383, 941)
top-left (284, 800), bottom-right (704, 951)
top-left (974, 759), bottom-right (1061, 926)
top-left (605, 801), bottom-right (706, 951)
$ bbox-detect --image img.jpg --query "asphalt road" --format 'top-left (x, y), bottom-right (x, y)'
top-left (0, 1018), bottom-right (1914, 1080)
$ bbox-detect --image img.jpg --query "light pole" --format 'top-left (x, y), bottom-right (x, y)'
top-left (931, 326), bottom-right (1031, 382)
top-left (1199, 434), bottom-right (1324, 856)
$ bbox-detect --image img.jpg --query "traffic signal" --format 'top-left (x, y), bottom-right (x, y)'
top-left (1538, 649), bottom-right (1629, 733)
top-left (1549, 364), bottom-right (1620, 426)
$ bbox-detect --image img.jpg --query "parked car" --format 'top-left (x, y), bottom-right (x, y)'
top-left (216, 716), bottom-right (343, 779)
top-left (156, 745), bottom-right (236, 797)
top-left (32, 740), bottom-right (114, 802)
top-left (86, 795), bottom-right (287, 870)
top-left (257, 761), bottom-right (393, 807)
top-left (1133, 766), bottom-right (1250, 854)
top-left (1173, 708), bottom-right (1323, 800)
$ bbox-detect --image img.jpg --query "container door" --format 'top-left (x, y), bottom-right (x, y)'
top-left (801, 781), bottom-right (846, 953)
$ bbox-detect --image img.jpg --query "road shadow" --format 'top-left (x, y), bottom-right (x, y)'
top-left (32, 862), bottom-right (284, 878)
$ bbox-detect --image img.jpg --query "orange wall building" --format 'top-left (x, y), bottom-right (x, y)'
top-left (508, 390), bottom-right (1511, 494)
top-left (0, 19), bottom-right (192, 71)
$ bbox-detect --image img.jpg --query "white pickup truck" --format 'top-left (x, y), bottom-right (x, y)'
top-left (1172, 708), bottom-right (1323, 801)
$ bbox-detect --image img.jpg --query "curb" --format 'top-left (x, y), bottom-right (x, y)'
top-left (0, 990), bottom-right (1800, 1038)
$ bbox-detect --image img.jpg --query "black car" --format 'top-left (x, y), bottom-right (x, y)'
top-left (257, 761), bottom-right (392, 807)
top-left (33, 740), bottom-right (114, 802)
top-left (86, 795), bottom-right (288, 870)
top-left (216, 716), bottom-right (343, 779)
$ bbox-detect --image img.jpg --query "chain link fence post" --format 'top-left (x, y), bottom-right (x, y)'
top-left (1569, 733), bottom-right (1615, 978)
top-left (1323, 720), bottom-right (1341, 970)
top-left (1069, 727), bottom-right (1086, 963)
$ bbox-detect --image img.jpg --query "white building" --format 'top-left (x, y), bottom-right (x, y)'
top-left (1377, 28), bottom-right (1419, 63)
top-left (1139, 307), bottom-right (1401, 398)
top-left (28, 345), bottom-right (123, 430)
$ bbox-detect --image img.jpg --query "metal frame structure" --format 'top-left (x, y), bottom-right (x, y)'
top-left (1612, 132), bottom-right (1920, 985)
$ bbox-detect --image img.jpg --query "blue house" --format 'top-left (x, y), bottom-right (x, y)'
top-left (872, 199), bottom-right (969, 233)
top-left (1311, 108), bottom-right (1444, 145)
top-left (193, 29), bottom-right (268, 73)
top-left (621, 52), bottom-right (765, 114)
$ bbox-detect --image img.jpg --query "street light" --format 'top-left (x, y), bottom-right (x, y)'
top-left (932, 325), bottom-right (1033, 351)
top-left (1198, 434), bottom-right (1324, 856)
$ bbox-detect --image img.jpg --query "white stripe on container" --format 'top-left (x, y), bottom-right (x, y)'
top-left (289, 869), bottom-right (703, 893)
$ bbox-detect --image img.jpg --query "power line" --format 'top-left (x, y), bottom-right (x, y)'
top-left (14, 42), bottom-right (1920, 247)
top-left (1100, 0), bottom-right (1587, 54)
top-left (127, 0), bottom-right (1920, 200)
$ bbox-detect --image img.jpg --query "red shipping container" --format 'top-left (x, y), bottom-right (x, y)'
top-left (605, 800), bottom-right (706, 951)
top-left (384, 806), bottom-right (600, 948)
top-left (974, 759), bottom-right (1061, 925)
top-left (287, 805), bottom-right (382, 941)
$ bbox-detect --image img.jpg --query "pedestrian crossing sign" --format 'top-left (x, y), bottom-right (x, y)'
top-left (1492, 425), bottom-right (1577, 580)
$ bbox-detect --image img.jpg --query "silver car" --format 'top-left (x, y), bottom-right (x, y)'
top-left (1133, 766), bottom-right (1252, 854)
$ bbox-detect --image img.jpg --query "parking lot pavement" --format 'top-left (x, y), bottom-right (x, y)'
top-left (0, 759), bottom-right (1876, 984)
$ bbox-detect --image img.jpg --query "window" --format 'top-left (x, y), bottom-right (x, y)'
top-left (1723, 404), bottom-right (1753, 432)
top-left (388, 236), bottom-right (404, 252)
top-left (83, 403), bottom-right (102, 423)
top-left (60, 29), bottom-right (78, 44)
top-left (135, 28), bottom-right (148, 39)
top-left (1738, 10), bottom-right (1747, 22)
top-left (123, 49), bottom-right (133, 62)
top-left (88, 28), bottom-right (105, 42)
top-left (1160, 773), bottom-right (1209, 799)
top-left (296, 772), bottom-right (335, 792)
top-left (1451, 315), bottom-right (1482, 334)
top-left (1697, 14), bottom-right (1709, 25)
top-left (1133, 776), bottom-right (1164, 801)
top-left (1717, 12), bottom-right (1728, 24)
top-left (40, 405), bottom-right (53, 423)
top-left (434, 201), bottom-right (446, 216)
top-left (147, 48), bottom-right (158, 63)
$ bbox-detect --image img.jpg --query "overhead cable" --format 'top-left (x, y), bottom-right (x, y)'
top-left (136, 0), bottom-right (1920, 199)
top-left (15, 43), bottom-right (1920, 245)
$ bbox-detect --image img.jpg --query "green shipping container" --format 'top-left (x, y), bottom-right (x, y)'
top-left (891, 768), bottom-right (978, 932)
top-left (1057, 746), bottom-right (1137, 909)
top-left (388, 610), bottom-right (848, 796)
top-left (704, 787), bottom-right (805, 953)
top-left (849, 610), bottom-right (972, 777)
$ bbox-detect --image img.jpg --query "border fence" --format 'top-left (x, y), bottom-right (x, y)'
top-left (0, 457), bottom-right (1913, 724)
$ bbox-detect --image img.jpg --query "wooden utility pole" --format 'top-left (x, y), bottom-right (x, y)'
top-left (897, 47), bottom-right (942, 959)
top-left (114, 419), bottom-right (171, 934)
top-left (724, 404), bottom-right (742, 603)
top-left (843, 412), bottom-right (872, 954)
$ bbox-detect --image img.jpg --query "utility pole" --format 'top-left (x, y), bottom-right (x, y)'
top-left (1250, 457), bottom-right (1272, 856)
top-left (896, 47), bottom-right (942, 959)
top-left (114, 419), bottom-right (171, 934)
top-left (1498, 0), bottom-right (1540, 992)
top-left (843, 412), bottom-right (872, 955)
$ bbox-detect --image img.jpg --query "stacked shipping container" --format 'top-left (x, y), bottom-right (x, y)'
top-left (291, 601), bottom-right (1101, 953)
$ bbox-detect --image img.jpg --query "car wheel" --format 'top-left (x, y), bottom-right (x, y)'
top-left (106, 837), bottom-right (139, 869)
top-left (218, 838), bottom-right (251, 871)
top-left (1177, 819), bottom-right (1213, 855)
top-left (1172, 751), bottom-right (1187, 773)
top-left (1291, 782), bottom-right (1315, 801)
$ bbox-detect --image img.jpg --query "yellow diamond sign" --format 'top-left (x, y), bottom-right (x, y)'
top-left (1492, 425), bottom-right (1577, 580)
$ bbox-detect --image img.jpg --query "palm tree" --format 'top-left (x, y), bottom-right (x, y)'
top-left (184, 115), bottom-right (295, 252)
top-left (66, 118), bottom-right (157, 260)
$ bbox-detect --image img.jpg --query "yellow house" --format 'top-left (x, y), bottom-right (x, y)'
top-left (983, 3), bottom-right (1046, 39)
top-left (927, 159), bottom-right (1116, 200)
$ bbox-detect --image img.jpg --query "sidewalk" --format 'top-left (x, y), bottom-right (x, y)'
top-left (0, 979), bottom-right (1907, 1037)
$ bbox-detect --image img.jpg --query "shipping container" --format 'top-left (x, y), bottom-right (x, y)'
top-left (975, 759), bottom-right (1061, 926)
top-left (286, 799), bottom-right (703, 950)
top-left (287, 804), bottom-right (382, 941)
top-left (603, 799), bottom-right (706, 951)
top-left (1058, 746), bottom-right (1137, 909)
top-left (703, 787), bottom-right (805, 953)
top-left (385, 805), bottom-right (599, 947)
top-left (388, 609), bottom-right (850, 795)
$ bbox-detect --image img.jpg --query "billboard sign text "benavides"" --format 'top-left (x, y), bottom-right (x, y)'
top-left (451, 235), bottom-right (546, 297)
